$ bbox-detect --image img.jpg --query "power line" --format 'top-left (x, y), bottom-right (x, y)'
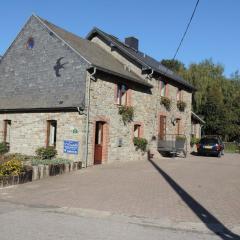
top-left (173, 0), bottom-right (200, 60)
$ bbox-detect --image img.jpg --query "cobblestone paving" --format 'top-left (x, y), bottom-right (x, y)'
top-left (0, 153), bottom-right (240, 234)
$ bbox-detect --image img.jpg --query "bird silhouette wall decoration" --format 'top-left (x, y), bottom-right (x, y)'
top-left (53, 57), bottom-right (68, 77)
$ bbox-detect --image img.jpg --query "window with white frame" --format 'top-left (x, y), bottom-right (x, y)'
top-left (134, 124), bottom-right (141, 138)
top-left (3, 120), bottom-right (11, 143)
top-left (176, 89), bottom-right (182, 101)
top-left (116, 83), bottom-right (129, 105)
top-left (160, 81), bottom-right (167, 97)
top-left (47, 120), bottom-right (57, 147)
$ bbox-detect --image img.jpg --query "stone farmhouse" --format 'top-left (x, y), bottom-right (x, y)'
top-left (0, 15), bottom-right (196, 166)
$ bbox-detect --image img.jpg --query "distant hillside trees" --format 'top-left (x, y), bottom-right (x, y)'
top-left (161, 59), bottom-right (240, 141)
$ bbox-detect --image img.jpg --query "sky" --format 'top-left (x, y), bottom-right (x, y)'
top-left (0, 0), bottom-right (239, 77)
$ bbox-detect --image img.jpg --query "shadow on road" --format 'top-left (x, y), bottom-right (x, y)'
top-left (148, 158), bottom-right (240, 240)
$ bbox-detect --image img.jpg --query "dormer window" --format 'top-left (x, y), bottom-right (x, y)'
top-left (26, 37), bottom-right (34, 49)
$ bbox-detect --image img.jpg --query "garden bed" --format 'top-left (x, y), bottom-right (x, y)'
top-left (31, 161), bottom-right (82, 181)
top-left (0, 153), bottom-right (82, 188)
top-left (0, 170), bottom-right (33, 188)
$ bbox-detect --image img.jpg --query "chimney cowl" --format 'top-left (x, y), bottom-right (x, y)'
top-left (125, 37), bottom-right (139, 51)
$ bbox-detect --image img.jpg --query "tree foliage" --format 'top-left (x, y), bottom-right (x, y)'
top-left (161, 59), bottom-right (240, 141)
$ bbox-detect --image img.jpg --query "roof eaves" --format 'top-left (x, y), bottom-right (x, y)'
top-left (0, 107), bottom-right (78, 113)
top-left (191, 111), bottom-right (205, 124)
top-left (88, 65), bottom-right (153, 88)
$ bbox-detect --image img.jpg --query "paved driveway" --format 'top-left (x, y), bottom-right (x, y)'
top-left (0, 153), bottom-right (240, 237)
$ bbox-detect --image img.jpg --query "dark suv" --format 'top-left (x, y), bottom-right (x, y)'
top-left (197, 136), bottom-right (224, 157)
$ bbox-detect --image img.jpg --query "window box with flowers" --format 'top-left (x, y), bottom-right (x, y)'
top-left (161, 97), bottom-right (171, 111)
top-left (177, 100), bottom-right (187, 112)
top-left (133, 137), bottom-right (148, 152)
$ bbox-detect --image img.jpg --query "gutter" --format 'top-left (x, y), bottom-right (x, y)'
top-left (84, 67), bottom-right (96, 168)
top-left (0, 107), bottom-right (78, 113)
top-left (89, 65), bottom-right (153, 88)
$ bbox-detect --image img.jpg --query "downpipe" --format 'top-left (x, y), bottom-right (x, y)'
top-left (84, 67), bottom-right (96, 168)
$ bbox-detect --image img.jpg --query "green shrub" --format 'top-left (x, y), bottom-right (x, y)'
top-left (176, 135), bottom-right (186, 141)
top-left (190, 136), bottom-right (200, 146)
top-left (5, 153), bottom-right (33, 162)
top-left (0, 142), bottom-right (9, 155)
top-left (0, 158), bottom-right (23, 176)
top-left (35, 146), bottom-right (57, 159)
top-left (133, 137), bottom-right (148, 152)
top-left (177, 100), bottom-right (187, 112)
top-left (161, 97), bottom-right (171, 111)
top-left (119, 106), bottom-right (134, 124)
top-left (31, 158), bottom-right (71, 166)
top-left (224, 142), bottom-right (238, 153)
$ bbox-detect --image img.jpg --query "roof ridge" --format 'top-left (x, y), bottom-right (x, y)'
top-left (34, 16), bottom-right (152, 88)
top-left (86, 27), bottom-right (195, 91)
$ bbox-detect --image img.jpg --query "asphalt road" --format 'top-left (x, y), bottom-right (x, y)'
top-left (0, 201), bottom-right (223, 240)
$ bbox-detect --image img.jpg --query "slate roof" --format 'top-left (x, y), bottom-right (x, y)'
top-left (86, 28), bottom-right (195, 91)
top-left (39, 17), bottom-right (152, 88)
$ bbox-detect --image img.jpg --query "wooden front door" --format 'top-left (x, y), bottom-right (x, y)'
top-left (94, 121), bottom-right (104, 164)
top-left (176, 118), bottom-right (181, 135)
top-left (159, 116), bottom-right (166, 140)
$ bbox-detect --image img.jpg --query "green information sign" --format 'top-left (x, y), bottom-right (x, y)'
top-left (72, 128), bottom-right (78, 134)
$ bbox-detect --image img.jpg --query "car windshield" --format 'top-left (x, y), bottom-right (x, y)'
top-left (200, 138), bottom-right (218, 145)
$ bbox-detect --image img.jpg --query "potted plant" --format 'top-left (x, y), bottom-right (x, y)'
top-left (190, 136), bottom-right (200, 147)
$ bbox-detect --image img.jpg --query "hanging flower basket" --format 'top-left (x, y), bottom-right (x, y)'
top-left (161, 97), bottom-right (171, 111)
top-left (177, 100), bottom-right (187, 112)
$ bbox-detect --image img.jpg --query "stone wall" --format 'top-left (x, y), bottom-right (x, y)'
top-left (86, 67), bottom-right (192, 164)
top-left (191, 121), bottom-right (202, 139)
top-left (87, 36), bottom-right (192, 162)
top-left (0, 112), bottom-right (85, 162)
top-left (0, 17), bottom-right (192, 165)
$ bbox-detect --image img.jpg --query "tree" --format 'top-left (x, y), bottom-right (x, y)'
top-left (161, 58), bottom-right (240, 141)
top-left (160, 59), bottom-right (186, 74)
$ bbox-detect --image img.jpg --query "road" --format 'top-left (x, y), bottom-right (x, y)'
top-left (1, 153), bottom-right (240, 239)
top-left (0, 201), bottom-right (223, 240)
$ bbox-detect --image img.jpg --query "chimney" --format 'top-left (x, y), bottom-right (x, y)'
top-left (125, 37), bottom-right (139, 51)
